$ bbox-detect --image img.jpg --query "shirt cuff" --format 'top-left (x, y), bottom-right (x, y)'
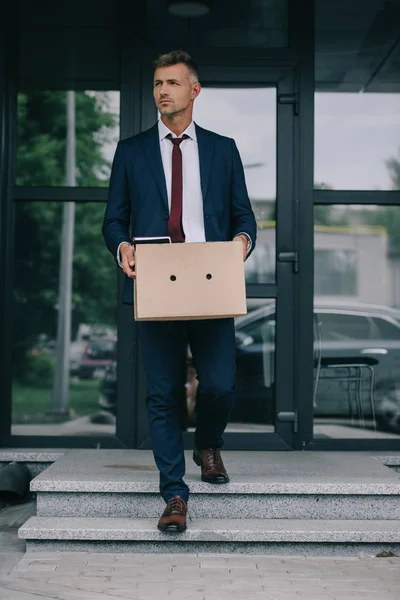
top-left (116, 241), bottom-right (131, 268)
top-left (235, 232), bottom-right (252, 256)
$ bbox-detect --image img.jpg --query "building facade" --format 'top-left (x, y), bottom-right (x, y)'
top-left (1, 0), bottom-right (400, 451)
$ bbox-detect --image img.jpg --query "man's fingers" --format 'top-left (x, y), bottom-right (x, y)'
top-left (121, 248), bottom-right (136, 278)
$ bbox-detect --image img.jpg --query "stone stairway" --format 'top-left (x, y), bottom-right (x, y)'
top-left (18, 450), bottom-right (400, 556)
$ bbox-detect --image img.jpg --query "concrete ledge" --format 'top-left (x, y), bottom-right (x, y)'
top-left (19, 516), bottom-right (400, 543)
top-left (0, 451), bottom-right (65, 462)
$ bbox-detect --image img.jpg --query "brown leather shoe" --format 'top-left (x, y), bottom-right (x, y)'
top-left (157, 496), bottom-right (187, 533)
top-left (193, 448), bottom-right (230, 484)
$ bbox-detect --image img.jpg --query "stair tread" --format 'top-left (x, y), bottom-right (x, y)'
top-left (19, 516), bottom-right (400, 542)
top-left (30, 450), bottom-right (400, 494)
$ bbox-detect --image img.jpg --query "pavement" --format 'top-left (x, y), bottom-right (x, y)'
top-left (1, 550), bottom-right (400, 600)
top-left (1, 501), bottom-right (400, 600)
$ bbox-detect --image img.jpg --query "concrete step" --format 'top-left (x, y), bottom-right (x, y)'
top-left (36, 490), bottom-right (400, 520)
top-left (30, 449), bottom-right (400, 520)
top-left (19, 516), bottom-right (400, 556)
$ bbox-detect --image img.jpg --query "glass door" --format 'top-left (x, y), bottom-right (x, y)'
top-left (135, 63), bottom-right (300, 450)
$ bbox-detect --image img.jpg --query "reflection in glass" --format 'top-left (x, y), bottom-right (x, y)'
top-left (314, 93), bottom-right (400, 191)
top-left (313, 206), bottom-right (400, 440)
top-left (193, 87), bottom-right (276, 284)
top-left (16, 91), bottom-right (120, 187)
top-left (12, 202), bottom-right (118, 436)
top-left (186, 301), bottom-right (276, 433)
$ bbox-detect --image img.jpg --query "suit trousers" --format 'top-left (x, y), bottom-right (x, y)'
top-left (138, 318), bottom-right (237, 503)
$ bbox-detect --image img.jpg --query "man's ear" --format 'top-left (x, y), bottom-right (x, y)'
top-left (192, 82), bottom-right (201, 100)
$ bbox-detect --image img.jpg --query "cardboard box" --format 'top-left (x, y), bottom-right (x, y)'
top-left (134, 241), bottom-right (247, 321)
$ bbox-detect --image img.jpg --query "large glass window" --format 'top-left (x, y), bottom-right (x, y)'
top-left (313, 206), bottom-right (400, 441)
top-left (315, 248), bottom-right (357, 296)
top-left (315, 1), bottom-right (400, 191)
top-left (314, 93), bottom-right (400, 191)
top-left (193, 87), bottom-right (276, 284)
top-left (12, 202), bottom-right (117, 437)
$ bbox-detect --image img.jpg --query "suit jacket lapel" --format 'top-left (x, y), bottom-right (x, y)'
top-left (141, 124), bottom-right (169, 211)
top-left (195, 123), bottom-right (214, 203)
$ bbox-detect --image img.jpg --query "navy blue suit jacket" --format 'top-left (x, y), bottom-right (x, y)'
top-left (102, 122), bottom-right (257, 304)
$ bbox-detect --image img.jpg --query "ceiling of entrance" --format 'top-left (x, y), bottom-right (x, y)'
top-left (17, 0), bottom-right (400, 92)
top-left (316, 0), bottom-right (400, 92)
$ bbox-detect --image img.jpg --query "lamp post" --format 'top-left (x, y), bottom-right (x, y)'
top-left (50, 90), bottom-right (76, 415)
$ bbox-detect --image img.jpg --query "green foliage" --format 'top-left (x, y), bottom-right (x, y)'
top-left (17, 353), bottom-right (55, 388)
top-left (16, 91), bottom-right (116, 186)
top-left (14, 91), bottom-right (119, 371)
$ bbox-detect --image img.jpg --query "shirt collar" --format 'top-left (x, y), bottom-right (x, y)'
top-left (158, 119), bottom-right (197, 142)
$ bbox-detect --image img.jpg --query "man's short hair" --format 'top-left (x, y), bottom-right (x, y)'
top-left (153, 50), bottom-right (199, 83)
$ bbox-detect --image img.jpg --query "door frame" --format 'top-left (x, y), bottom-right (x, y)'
top-left (130, 60), bottom-right (308, 450)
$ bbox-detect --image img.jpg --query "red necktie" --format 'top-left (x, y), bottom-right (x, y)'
top-left (167, 133), bottom-right (189, 243)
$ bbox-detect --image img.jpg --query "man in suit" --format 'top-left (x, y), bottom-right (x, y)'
top-left (103, 50), bottom-right (257, 533)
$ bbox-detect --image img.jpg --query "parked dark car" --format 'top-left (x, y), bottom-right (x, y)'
top-left (227, 300), bottom-right (400, 432)
top-left (79, 338), bottom-right (117, 380)
top-left (98, 302), bottom-right (400, 433)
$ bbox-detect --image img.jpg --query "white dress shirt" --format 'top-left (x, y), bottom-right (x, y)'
top-left (158, 119), bottom-right (206, 244)
top-left (117, 120), bottom-right (251, 266)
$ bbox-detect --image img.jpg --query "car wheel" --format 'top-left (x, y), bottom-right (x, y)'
top-left (375, 381), bottom-right (400, 434)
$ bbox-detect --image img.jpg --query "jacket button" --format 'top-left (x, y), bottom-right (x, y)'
top-left (164, 215), bottom-right (169, 220)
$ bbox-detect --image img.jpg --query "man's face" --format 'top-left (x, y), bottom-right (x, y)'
top-left (153, 63), bottom-right (200, 117)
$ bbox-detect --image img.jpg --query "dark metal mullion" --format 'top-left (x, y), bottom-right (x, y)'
top-left (0, 0), bottom-right (19, 447)
top-left (14, 186), bottom-right (107, 202)
top-left (294, 0), bottom-right (315, 451)
top-left (274, 70), bottom-right (296, 447)
top-left (114, 0), bottom-right (147, 449)
top-left (314, 190), bottom-right (400, 205)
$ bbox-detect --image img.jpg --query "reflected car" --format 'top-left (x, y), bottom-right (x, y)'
top-left (228, 300), bottom-right (400, 432)
top-left (79, 338), bottom-right (117, 380)
top-left (98, 302), bottom-right (400, 433)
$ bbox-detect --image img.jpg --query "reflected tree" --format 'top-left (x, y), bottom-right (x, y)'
top-left (14, 91), bottom-right (118, 371)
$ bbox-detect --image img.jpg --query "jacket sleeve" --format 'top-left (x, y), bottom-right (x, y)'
top-left (102, 141), bottom-right (131, 263)
top-left (230, 139), bottom-right (257, 258)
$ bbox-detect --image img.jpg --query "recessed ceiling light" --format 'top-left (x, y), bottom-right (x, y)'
top-left (167, 1), bottom-right (210, 18)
